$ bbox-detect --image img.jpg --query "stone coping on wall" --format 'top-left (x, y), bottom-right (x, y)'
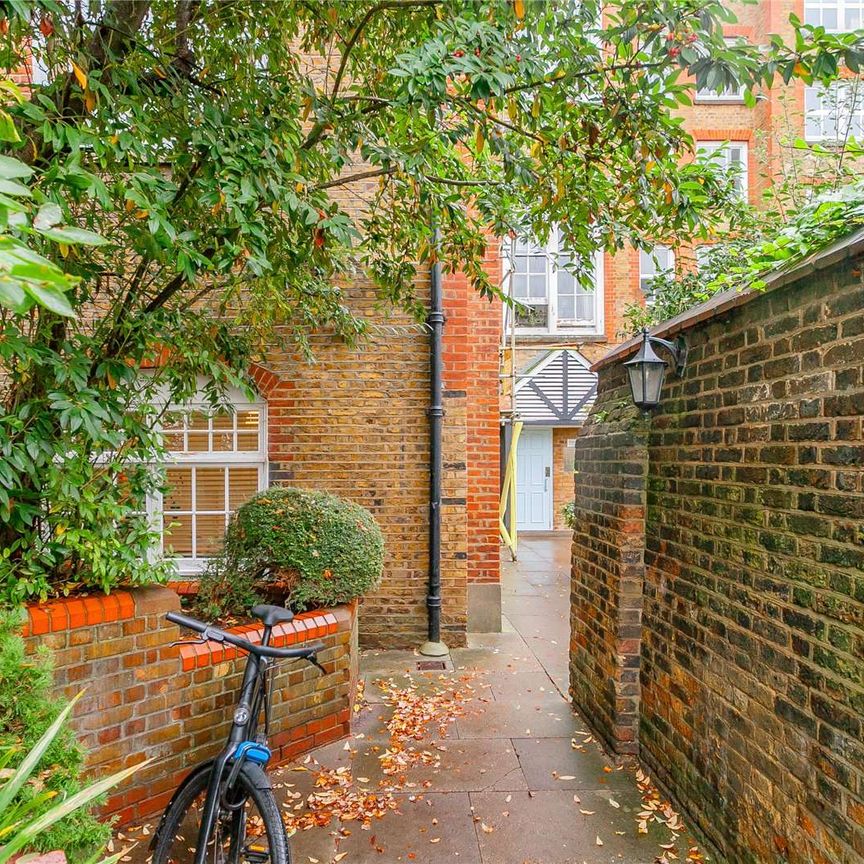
top-left (176, 609), bottom-right (343, 671)
top-left (22, 586), bottom-right (358, 825)
top-left (23, 585), bottom-right (349, 673)
top-left (592, 224), bottom-right (864, 372)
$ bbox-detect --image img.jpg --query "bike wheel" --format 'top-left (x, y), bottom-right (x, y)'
top-left (151, 763), bottom-right (290, 864)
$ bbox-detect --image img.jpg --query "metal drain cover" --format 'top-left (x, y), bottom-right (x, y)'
top-left (416, 660), bottom-right (447, 671)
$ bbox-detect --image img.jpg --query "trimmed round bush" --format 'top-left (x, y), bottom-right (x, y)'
top-left (201, 487), bottom-right (384, 615)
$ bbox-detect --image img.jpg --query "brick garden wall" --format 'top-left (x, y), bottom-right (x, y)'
top-left (571, 252), bottom-right (864, 863)
top-left (569, 369), bottom-right (647, 755)
top-left (23, 588), bottom-right (356, 826)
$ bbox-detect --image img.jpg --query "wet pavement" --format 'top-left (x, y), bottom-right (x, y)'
top-left (120, 535), bottom-right (706, 864)
top-left (276, 534), bottom-right (706, 864)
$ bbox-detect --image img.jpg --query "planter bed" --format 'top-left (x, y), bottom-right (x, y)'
top-left (22, 586), bottom-right (358, 826)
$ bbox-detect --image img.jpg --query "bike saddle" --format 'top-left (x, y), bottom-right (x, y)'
top-left (251, 604), bottom-right (295, 627)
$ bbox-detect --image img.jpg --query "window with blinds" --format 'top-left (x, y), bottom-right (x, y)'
top-left (150, 402), bottom-right (267, 573)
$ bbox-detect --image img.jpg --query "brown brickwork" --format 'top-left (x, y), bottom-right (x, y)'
top-left (552, 427), bottom-right (578, 530)
top-left (261, 261), bottom-right (501, 648)
top-left (569, 370), bottom-right (648, 756)
top-left (572, 250), bottom-right (864, 864)
top-left (23, 588), bottom-right (357, 826)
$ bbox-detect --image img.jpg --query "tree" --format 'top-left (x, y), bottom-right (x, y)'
top-left (0, 0), bottom-right (858, 602)
top-left (626, 94), bottom-right (864, 331)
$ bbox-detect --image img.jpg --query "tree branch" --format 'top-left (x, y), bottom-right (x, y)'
top-left (313, 166), bottom-right (397, 190)
top-left (301, 0), bottom-right (442, 151)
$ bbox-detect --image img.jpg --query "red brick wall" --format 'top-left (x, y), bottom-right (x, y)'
top-left (23, 589), bottom-right (356, 826)
top-left (464, 243), bottom-right (503, 584)
top-left (572, 254), bottom-right (864, 864)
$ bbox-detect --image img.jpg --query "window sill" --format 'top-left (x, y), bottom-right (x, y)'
top-left (513, 333), bottom-right (607, 344)
top-left (694, 96), bottom-right (746, 104)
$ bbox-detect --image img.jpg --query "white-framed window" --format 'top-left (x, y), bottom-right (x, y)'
top-left (804, 0), bottom-right (864, 31)
top-left (697, 141), bottom-right (748, 199)
top-left (148, 391), bottom-right (267, 574)
top-left (695, 39), bottom-right (746, 103)
top-left (639, 245), bottom-right (675, 304)
top-left (804, 82), bottom-right (864, 142)
top-left (505, 230), bottom-right (604, 335)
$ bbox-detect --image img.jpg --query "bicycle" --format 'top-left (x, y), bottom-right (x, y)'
top-left (150, 605), bottom-right (326, 864)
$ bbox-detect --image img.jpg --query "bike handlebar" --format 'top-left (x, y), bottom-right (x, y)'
top-left (166, 611), bottom-right (324, 661)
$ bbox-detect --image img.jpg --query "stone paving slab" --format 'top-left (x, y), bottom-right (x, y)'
top-left (286, 792), bottom-right (483, 864)
top-left (512, 737), bottom-right (636, 794)
top-left (349, 737), bottom-right (528, 793)
top-left (483, 668), bottom-right (563, 702)
top-left (451, 646), bottom-right (545, 674)
top-left (456, 696), bottom-right (586, 739)
top-left (469, 789), bottom-right (672, 864)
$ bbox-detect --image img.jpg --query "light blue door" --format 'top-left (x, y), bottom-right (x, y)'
top-left (516, 427), bottom-right (552, 531)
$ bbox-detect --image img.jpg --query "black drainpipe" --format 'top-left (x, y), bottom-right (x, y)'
top-left (420, 226), bottom-right (447, 656)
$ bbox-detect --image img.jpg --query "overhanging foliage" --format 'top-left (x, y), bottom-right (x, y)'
top-left (0, 0), bottom-right (858, 602)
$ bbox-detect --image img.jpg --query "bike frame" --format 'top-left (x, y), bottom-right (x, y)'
top-left (193, 627), bottom-right (274, 864)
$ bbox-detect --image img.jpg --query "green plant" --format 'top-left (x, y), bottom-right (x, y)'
top-left (0, 2), bottom-right (851, 603)
top-left (197, 488), bottom-right (385, 617)
top-left (562, 501), bottom-right (576, 530)
top-left (0, 689), bottom-right (143, 864)
top-left (0, 610), bottom-right (112, 858)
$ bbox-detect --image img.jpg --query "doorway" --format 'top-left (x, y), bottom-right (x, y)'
top-left (515, 427), bottom-right (552, 531)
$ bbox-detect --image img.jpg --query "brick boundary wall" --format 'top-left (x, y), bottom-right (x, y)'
top-left (571, 251), bottom-right (864, 864)
top-left (569, 366), bottom-right (647, 755)
top-left (23, 588), bottom-right (357, 826)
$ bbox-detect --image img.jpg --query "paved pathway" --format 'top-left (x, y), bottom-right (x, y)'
top-left (279, 534), bottom-right (705, 864)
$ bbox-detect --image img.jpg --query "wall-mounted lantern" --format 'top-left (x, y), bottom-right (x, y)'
top-left (624, 328), bottom-right (687, 411)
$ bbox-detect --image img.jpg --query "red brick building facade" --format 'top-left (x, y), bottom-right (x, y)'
top-left (503, 0), bottom-right (842, 536)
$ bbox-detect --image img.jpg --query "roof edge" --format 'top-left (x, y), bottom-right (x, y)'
top-left (592, 227), bottom-right (864, 373)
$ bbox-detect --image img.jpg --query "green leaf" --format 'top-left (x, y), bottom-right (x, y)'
top-left (0, 111), bottom-right (19, 144)
top-left (22, 282), bottom-right (76, 317)
top-left (0, 156), bottom-right (32, 181)
top-left (33, 203), bottom-right (63, 231)
top-left (0, 758), bottom-right (149, 864)
top-left (0, 279), bottom-right (32, 314)
top-left (39, 226), bottom-right (108, 246)
top-left (0, 179), bottom-right (32, 198)
top-left (0, 694), bottom-right (82, 818)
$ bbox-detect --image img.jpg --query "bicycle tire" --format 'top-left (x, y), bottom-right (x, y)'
top-left (151, 762), bottom-right (291, 864)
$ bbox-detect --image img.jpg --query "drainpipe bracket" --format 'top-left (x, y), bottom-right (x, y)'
top-left (426, 311), bottom-right (446, 327)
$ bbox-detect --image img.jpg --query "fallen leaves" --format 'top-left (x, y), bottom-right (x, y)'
top-left (634, 767), bottom-right (705, 863)
top-left (282, 672), bottom-right (477, 840)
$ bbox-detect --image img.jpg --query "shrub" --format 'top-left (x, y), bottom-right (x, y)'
top-left (0, 609), bottom-right (111, 858)
top-left (198, 488), bottom-right (385, 618)
top-left (562, 501), bottom-right (576, 529)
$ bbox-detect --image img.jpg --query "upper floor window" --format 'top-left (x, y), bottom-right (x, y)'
top-left (148, 390), bottom-right (267, 573)
top-left (697, 141), bottom-right (748, 199)
top-left (804, 0), bottom-right (864, 31)
top-left (804, 82), bottom-right (864, 142)
top-left (695, 39), bottom-right (746, 103)
top-left (639, 246), bottom-right (674, 305)
top-left (506, 231), bottom-right (604, 335)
